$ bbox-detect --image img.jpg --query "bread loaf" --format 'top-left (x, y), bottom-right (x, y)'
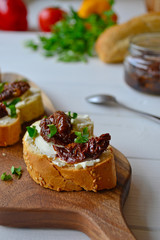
top-left (96, 12), bottom-right (160, 63)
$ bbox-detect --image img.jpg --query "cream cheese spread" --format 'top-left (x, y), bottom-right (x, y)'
top-left (71, 114), bottom-right (94, 137)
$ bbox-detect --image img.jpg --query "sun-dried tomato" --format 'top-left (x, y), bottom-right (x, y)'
top-left (40, 111), bottom-right (75, 145)
top-left (0, 103), bottom-right (8, 118)
top-left (0, 81), bottom-right (30, 101)
top-left (54, 133), bottom-right (111, 164)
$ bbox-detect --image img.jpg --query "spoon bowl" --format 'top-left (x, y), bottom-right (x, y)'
top-left (86, 94), bottom-right (118, 105)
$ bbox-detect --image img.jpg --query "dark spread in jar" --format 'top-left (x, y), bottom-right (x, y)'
top-left (0, 103), bottom-right (8, 118)
top-left (0, 80), bottom-right (30, 101)
top-left (124, 33), bottom-right (160, 95)
top-left (40, 111), bottom-right (111, 164)
top-left (125, 58), bottom-right (160, 94)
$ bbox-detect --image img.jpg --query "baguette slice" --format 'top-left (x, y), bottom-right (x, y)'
top-left (23, 128), bottom-right (117, 192)
top-left (96, 12), bottom-right (160, 63)
top-left (0, 112), bottom-right (21, 146)
top-left (15, 88), bottom-right (44, 123)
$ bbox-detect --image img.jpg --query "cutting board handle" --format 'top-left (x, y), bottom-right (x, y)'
top-left (79, 204), bottom-right (136, 240)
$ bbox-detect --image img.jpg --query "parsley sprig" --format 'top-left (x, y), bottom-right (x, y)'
top-left (74, 127), bottom-right (89, 143)
top-left (47, 124), bottom-right (57, 138)
top-left (1, 172), bottom-right (12, 181)
top-left (3, 97), bottom-right (21, 118)
top-left (68, 111), bottom-right (78, 119)
top-left (26, 126), bottom-right (38, 138)
top-left (25, 8), bottom-right (116, 62)
top-left (11, 166), bottom-right (22, 178)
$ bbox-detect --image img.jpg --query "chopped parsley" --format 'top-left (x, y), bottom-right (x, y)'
top-left (25, 8), bottom-right (116, 62)
top-left (0, 82), bottom-right (6, 93)
top-left (47, 124), bottom-right (57, 138)
top-left (11, 166), bottom-right (22, 178)
top-left (3, 97), bottom-right (21, 118)
top-left (74, 127), bottom-right (89, 143)
top-left (25, 40), bottom-right (39, 51)
top-left (68, 111), bottom-right (78, 119)
top-left (26, 126), bottom-right (38, 138)
top-left (1, 172), bottom-right (12, 181)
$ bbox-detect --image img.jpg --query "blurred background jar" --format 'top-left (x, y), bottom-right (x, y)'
top-left (146, 0), bottom-right (160, 11)
top-left (124, 33), bottom-right (160, 95)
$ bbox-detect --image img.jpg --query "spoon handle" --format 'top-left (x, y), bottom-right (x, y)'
top-left (118, 102), bottom-right (160, 122)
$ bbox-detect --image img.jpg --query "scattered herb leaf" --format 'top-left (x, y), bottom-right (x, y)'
top-left (11, 166), bottom-right (22, 178)
top-left (26, 126), bottom-right (38, 138)
top-left (1, 172), bottom-right (12, 181)
top-left (68, 111), bottom-right (78, 119)
top-left (25, 40), bottom-right (39, 51)
top-left (74, 127), bottom-right (89, 143)
top-left (47, 124), bottom-right (57, 138)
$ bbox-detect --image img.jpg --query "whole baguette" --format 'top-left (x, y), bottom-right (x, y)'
top-left (96, 12), bottom-right (160, 63)
top-left (23, 134), bottom-right (117, 192)
top-left (0, 113), bottom-right (21, 146)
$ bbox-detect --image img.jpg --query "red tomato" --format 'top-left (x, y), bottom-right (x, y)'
top-left (0, 0), bottom-right (28, 31)
top-left (38, 7), bottom-right (66, 32)
top-left (112, 13), bottom-right (118, 23)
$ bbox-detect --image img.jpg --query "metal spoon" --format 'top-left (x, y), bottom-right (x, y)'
top-left (86, 94), bottom-right (160, 121)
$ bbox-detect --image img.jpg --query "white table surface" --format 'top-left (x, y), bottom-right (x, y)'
top-left (0, 0), bottom-right (160, 239)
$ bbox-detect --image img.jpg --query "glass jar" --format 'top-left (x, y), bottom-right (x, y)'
top-left (124, 33), bottom-right (160, 95)
top-left (145, 0), bottom-right (160, 11)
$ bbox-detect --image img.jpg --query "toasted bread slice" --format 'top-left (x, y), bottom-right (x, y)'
top-left (0, 112), bottom-right (21, 146)
top-left (23, 120), bottom-right (117, 192)
top-left (15, 88), bottom-right (44, 123)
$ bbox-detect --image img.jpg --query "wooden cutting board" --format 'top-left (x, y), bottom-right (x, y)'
top-left (0, 73), bottom-right (135, 240)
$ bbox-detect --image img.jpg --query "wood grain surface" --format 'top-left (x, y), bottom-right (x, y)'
top-left (0, 73), bottom-right (135, 240)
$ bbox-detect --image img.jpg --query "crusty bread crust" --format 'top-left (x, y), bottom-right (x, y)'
top-left (23, 134), bottom-right (117, 192)
top-left (0, 113), bottom-right (21, 146)
top-left (96, 12), bottom-right (160, 63)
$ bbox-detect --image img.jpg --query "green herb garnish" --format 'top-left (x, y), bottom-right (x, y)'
top-left (9, 98), bottom-right (21, 106)
top-left (0, 82), bottom-right (6, 93)
top-left (68, 111), bottom-right (78, 119)
top-left (11, 166), bottom-right (22, 178)
top-left (8, 105), bottom-right (17, 118)
top-left (25, 40), bottom-right (39, 51)
top-left (26, 126), bottom-right (38, 138)
top-left (25, 7), bottom-right (116, 62)
top-left (3, 97), bottom-right (21, 118)
top-left (109, 0), bottom-right (114, 6)
top-left (1, 172), bottom-right (12, 181)
top-left (74, 127), bottom-right (89, 143)
top-left (47, 124), bottom-right (57, 138)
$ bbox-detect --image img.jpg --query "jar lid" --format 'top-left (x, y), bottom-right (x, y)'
top-left (130, 33), bottom-right (160, 55)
